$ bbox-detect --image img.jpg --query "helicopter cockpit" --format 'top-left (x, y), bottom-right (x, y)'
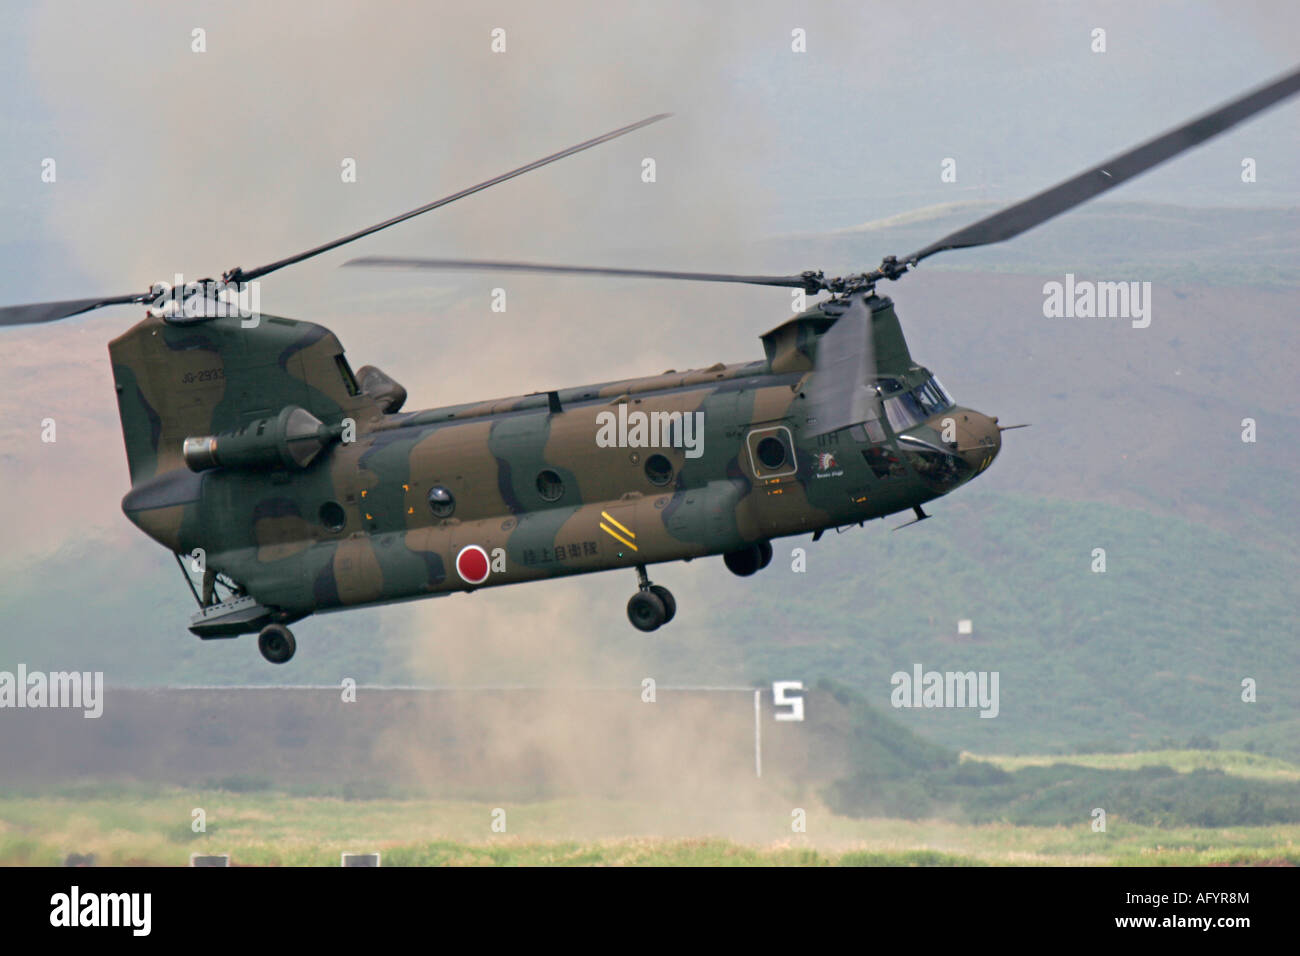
top-left (865, 373), bottom-right (995, 494)
top-left (878, 374), bottom-right (955, 432)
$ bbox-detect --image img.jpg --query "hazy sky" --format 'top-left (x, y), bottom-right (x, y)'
top-left (2, 0), bottom-right (1298, 311)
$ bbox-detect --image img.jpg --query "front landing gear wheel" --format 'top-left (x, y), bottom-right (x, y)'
top-left (258, 624), bottom-right (296, 664)
top-left (648, 585), bottom-right (676, 624)
top-left (627, 590), bottom-right (667, 632)
top-left (725, 540), bottom-right (774, 576)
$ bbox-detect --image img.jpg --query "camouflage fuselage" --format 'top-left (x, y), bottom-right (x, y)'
top-left (112, 294), bottom-right (999, 623)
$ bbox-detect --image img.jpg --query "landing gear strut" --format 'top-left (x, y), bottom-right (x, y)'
top-left (626, 564), bottom-right (676, 632)
top-left (257, 623), bottom-right (296, 664)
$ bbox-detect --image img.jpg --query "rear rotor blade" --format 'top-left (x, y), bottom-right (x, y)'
top-left (344, 256), bottom-right (823, 291)
top-left (904, 64), bottom-right (1300, 265)
top-left (0, 293), bottom-right (148, 327)
top-left (227, 114), bottom-right (671, 283)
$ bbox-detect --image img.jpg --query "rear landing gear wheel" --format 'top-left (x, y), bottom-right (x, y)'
top-left (648, 584), bottom-right (676, 624)
top-left (627, 591), bottom-right (667, 632)
top-left (757, 540), bottom-right (773, 570)
top-left (258, 623), bottom-right (296, 664)
top-left (628, 563), bottom-right (676, 631)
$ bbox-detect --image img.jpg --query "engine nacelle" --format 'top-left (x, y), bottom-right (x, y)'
top-left (183, 405), bottom-right (336, 472)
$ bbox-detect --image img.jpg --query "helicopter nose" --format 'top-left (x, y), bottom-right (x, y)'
top-left (955, 409), bottom-right (1001, 474)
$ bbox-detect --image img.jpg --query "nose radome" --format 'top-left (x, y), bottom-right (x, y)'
top-left (954, 409), bottom-right (1001, 472)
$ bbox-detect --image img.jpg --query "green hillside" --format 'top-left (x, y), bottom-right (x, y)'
top-left (642, 488), bottom-right (1297, 756)
top-left (3, 488), bottom-right (1294, 761)
top-left (813, 681), bottom-right (1300, 829)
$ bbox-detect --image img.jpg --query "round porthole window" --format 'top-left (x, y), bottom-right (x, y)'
top-left (645, 453), bottom-right (673, 486)
top-left (319, 500), bottom-right (346, 532)
top-left (756, 435), bottom-right (786, 469)
top-left (536, 469), bottom-right (564, 502)
top-left (427, 485), bottom-right (455, 518)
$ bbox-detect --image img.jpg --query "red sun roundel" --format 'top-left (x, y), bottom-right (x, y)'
top-left (455, 544), bottom-right (491, 585)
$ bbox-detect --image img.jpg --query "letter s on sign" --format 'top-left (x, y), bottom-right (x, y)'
top-left (773, 681), bottom-right (804, 722)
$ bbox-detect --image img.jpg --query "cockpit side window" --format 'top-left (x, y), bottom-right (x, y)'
top-left (884, 391), bottom-right (925, 431)
top-left (863, 446), bottom-right (906, 480)
top-left (884, 375), bottom-right (954, 430)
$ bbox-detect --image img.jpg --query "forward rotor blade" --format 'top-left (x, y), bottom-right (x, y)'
top-left (0, 293), bottom-right (148, 327)
top-left (344, 256), bottom-right (821, 290)
top-left (805, 292), bottom-right (880, 437)
top-left (904, 64), bottom-right (1300, 265)
top-left (228, 114), bottom-right (671, 283)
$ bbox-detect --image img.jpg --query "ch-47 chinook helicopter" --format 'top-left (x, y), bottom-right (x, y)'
top-left (4, 68), bottom-right (1299, 663)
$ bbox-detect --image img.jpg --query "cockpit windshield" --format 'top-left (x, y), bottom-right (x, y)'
top-left (914, 376), bottom-right (953, 414)
top-left (882, 375), bottom-right (954, 432)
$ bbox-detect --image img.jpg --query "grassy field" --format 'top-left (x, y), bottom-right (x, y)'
top-left (1, 781), bottom-right (1296, 866)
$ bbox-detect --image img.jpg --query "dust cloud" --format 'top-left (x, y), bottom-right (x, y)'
top-left (371, 581), bottom-right (819, 842)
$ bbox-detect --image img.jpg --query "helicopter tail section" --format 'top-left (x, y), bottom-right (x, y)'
top-left (109, 312), bottom-right (384, 561)
top-left (108, 312), bottom-right (378, 486)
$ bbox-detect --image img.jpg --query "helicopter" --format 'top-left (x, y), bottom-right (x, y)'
top-left (4, 67), bottom-right (1298, 663)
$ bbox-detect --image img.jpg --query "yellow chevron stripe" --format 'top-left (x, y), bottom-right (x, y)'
top-left (600, 510), bottom-right (635, 538)
top-left (600, 522), bottom-right (638, 551)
